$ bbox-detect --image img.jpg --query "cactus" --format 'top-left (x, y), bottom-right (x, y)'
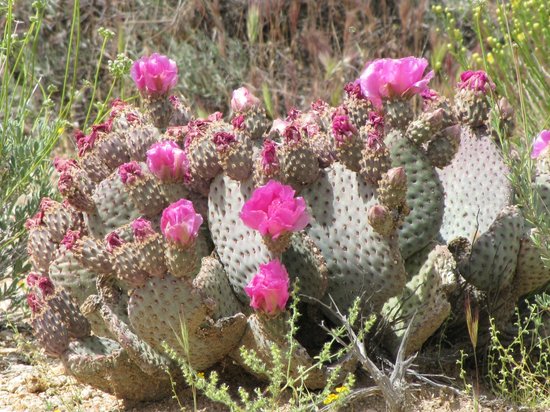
top-left (24, 55), bottom-right (550, 401)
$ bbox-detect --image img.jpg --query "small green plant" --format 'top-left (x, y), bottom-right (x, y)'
top-left (487, 294), bottom-right (550, 407)
top-left (164, 284), bottom-right (361, 412)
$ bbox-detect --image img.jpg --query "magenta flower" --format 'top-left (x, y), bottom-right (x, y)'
top-left (231, 87), bottom-right (261, 112)
top-left (358, 57), bottom-right (434, 108)
top-left (61, 230), bottom-right (81, 250)
top-left (531, 130), bottom-right (550, 159)
top-left (213, 132), bottom-right (237, 152)
top-left (245, 260), bottom-right (290, 315)
top-left (240, 180), bottom-right (309, 240)
top-left (37, 276), bottom-right (55, 297)
top-left (130, 53), bottom-right (178, 97)
top-left (332, 115), bottom-right (357, 146)
top-left (146, 141), bottom-right (189, 182)
top-left (160, 199), bottom-right (203, 247)
top-left (458, 70), bottom-right (495, 93)
top-left (27, 292), bottom-right (43, 313)
top-left (344, 81), bottom-right (367, 100)
top-left (27, 273), bottom-right (40, 287)
top-left (260, 139), bottom-right (280, 175)
top-left (106, 232), bottom-right (125, 252)
top-left (270, 118), bottom-right (289, 136)
top-left (131, 218), bottom-right (156, 241)
top-left (232, 114), bottom-right (246, 130)
top-left (119, 161), bottom-right (143, 185)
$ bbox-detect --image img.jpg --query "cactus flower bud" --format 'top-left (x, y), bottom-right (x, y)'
top-left (245, 259), bottom-right (290, 315)
top-left (160, 199), bottom-right (203, 247)
top-left (531, 130), bottom-right (550, 159)
top-left (130, 53), bottom-right (178, 97)
top-left (367, 204), bottom-right (393, 236)
top-left (387, 167), bottom-right (407, 187)
top-left (231, 87), bottom-right (261, 113)
top-left (284, 125), bottom-right (302, 145)
top-left (240, 180), bottom-right (309, 240)
top-left (358, 57), bottom-right (434, 108)
top-left (457, 70), bottom-right (495, 93)
top-left (146, 141), bottom-right (188, 182)
top-left (131, 218), bottom-right (156, 241)
top-left (118, 161), bottom-right (143, 185)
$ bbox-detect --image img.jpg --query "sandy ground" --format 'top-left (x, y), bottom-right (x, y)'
top-left (0, 301), bottom-right (535, 412)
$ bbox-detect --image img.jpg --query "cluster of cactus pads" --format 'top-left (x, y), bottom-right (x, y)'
top-left (25, 55), bottom-right (549, 400)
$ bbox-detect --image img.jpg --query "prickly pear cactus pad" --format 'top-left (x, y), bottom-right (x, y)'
top-left (437, 127), bottom-right (513, 243)
top-left (382, 243), bottom-right (456, 356)
top-left (385, 129), bottom-right (446, 259)
top-left (300, 163), bottom-right (406, 313)
top-left (208, 175), bottom-right (275, 301)
top-left (127, 260), bottom-right (247, 370)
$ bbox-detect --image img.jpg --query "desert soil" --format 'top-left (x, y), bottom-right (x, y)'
top-left (0, 300), bottom-right (532, 412)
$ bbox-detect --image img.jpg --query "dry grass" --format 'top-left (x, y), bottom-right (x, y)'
top-left (15, 0), bottom-right (440, 119)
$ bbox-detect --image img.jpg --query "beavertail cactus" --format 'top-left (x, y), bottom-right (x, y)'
top-left (24, 52), bottom-right (549, 401)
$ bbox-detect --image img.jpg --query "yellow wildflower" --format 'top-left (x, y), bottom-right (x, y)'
top-left (323, 393), bottom-right (339, 405)
top-left (335, 386), bottom-right (349, 394)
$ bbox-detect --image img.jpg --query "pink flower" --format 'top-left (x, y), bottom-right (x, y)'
top-left (358, 57), bottom-right (434, 108)
top-left (245, 260), bottom-right (290, 315)
top-left (299, 112), bottom-right (320, 137)
top-left (213, 132), bottom-right (237, 152)
top-left (27, 273), bottom-right (40, 287)
top-left (131, 218), bottom-right (155, 241)
top-left (130, 53), bottom-right (178, 97)
top-left (240, 180), bottom-right (309, 240)
top-left (146, 141), bottom-right (189, 182)
top-left (458, 70), bottom-right (495, 93)
top-left (332, 115), bottom-right (357, 146)
top-left (270, 118), bottom-right (289, 136)
top-left (286, 107), bottom-right (301, 121)
top-left (119, 161), bottom-right (143, 185)
top-left (61, 230), bottom-right (81, 250)
top-left (27, 292), bottom-right (43, 313)
top-left (106, 231), bottom-right (125, 252)
top-left (531, 130), bottom-right (550, 159)
top-left (231, 87), bottom-right (260, 112)
top-left (311, 99), bottom-right (329, 114)
top-left (261, 140), bottom-right (280, 174)
top-left (344, 81), bottom-right (366, 100)
top-left (160, 199), bottom-right (203, 247)
top-left (284, 125), bottom-right (302, 145)
top-left (37, 276), bottom-right (55, 297)
top-left (232, 114), bottom-right (246, 130)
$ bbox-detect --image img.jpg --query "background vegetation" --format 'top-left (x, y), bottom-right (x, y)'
top-left (1, 0), bottom-right (548, 408)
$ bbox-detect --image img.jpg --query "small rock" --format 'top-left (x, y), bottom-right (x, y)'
top-left (81, 388), bottom-right (93, 400)
top-left (25, 374), bottom-right (48, 394)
